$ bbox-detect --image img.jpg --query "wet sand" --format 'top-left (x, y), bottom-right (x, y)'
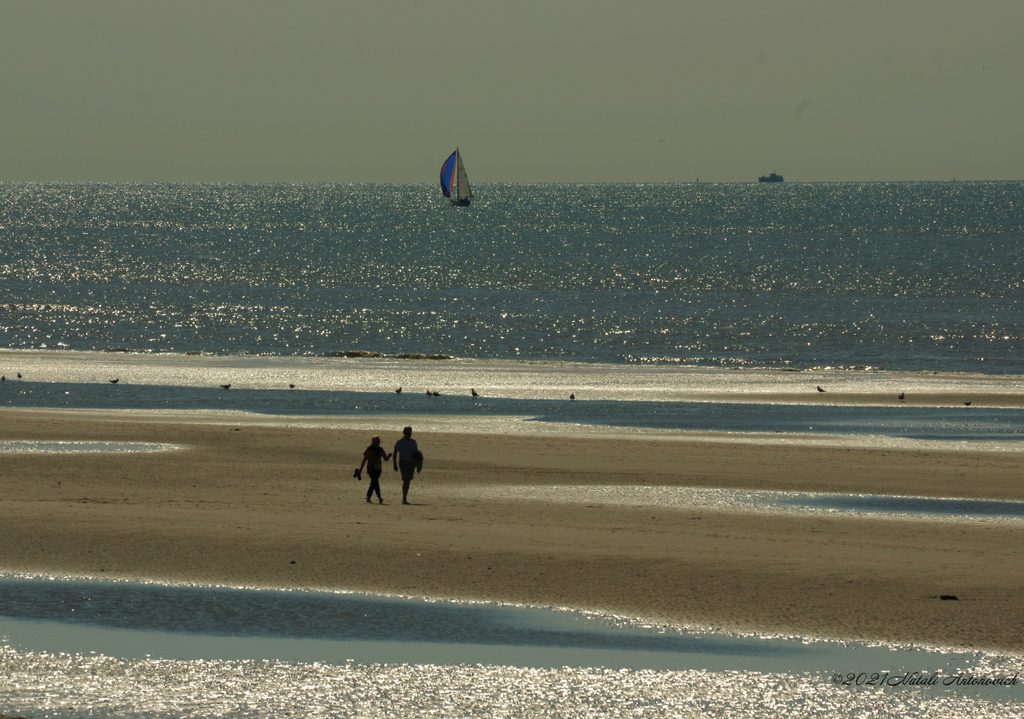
top-left (1, 408), bottom-right (1023, 653)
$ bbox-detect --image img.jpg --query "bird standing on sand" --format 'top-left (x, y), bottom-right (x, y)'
top-left (221, 384), bottom-right (231, 390)
top-left (816, 386), bottom-right (825, 393)
top-left (898, 392), bottom-right (905, 400)
top-left (964, 401), bottom-right (972, 407)
top-left (433, 391), bottom-right (440, 398)
top-left (395, 387), bottom-right (402, 394)
top-left (570, 393), bottom-right (575, 400)
top-left (471, 389), bottom-right (479, 397)
top-left (110, 379), bottom-right (119, 384)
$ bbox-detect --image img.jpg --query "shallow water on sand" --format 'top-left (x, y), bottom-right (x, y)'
top-left (0, 576), bottom-right (1021, 718)
top-left (0, 440), bottom-right (179, 453)
top-left (4, 651), bottom-right (1020, 719)
top-left (450, 485), bottom-right (1024, 523)
top-left (778, 494), bottom-right (1024, 517)
top-left (4, 352), bottom-right (1024, 451)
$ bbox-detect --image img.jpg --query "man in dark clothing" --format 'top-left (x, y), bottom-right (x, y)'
top-left (393, 426), bottom-right (420, 505)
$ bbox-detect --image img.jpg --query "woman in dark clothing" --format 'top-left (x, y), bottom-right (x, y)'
top-left (359, 436), bottom-right (391, 504)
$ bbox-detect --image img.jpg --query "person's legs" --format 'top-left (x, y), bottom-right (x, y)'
top-left (367, 467), bottom-right (383, 502)
top-left (399, 461), bottom-right (415, 504)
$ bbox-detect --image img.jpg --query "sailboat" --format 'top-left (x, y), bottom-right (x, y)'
top-left (440, 149), bottom-right (472, 206)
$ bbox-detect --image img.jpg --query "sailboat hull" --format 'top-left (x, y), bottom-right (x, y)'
top-left (450, 197), bottom-right (471, 207)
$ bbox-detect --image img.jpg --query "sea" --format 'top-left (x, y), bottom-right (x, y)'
top-left (1, 181), bottom-right (1023, 717)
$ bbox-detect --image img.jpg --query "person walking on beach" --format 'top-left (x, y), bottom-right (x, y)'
top-left (393, 426), bottom-right (420, 505)
top-left (359, 436), bottom-right (391, 504)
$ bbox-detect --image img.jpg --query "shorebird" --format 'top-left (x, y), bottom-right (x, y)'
top-left (433, 391), bottom-right (440, 398)
top-left (17, 373), bottom-right (21, 379)
top-left (964, 401), bottom-right (972, 407)
top-left (110, 379), bottom-right (119, 384)
top-left (220, 384), bottom-right (231, 390)
top-left (816, 386), bottom-right (825, 393)
top-left (289, 384), bottom-right (295, 389)
top-left (570, 393), bottom-right (575, 400)
top-left (471, 389), bottom-right (479, 397)
top-left (426, 389), bottom-right (431, 396)
top-left (898, 392), bottom-right (905, 400)
top-left (395, 387), bottom-right (402, 394)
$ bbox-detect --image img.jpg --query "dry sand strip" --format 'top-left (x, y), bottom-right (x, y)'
top-left (0, 410), bottom-right (1023, 653)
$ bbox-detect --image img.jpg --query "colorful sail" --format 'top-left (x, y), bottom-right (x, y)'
top-left (440, 149), bottom-right (472, 206)
top-left (440, 151), bottom-right (457, 199)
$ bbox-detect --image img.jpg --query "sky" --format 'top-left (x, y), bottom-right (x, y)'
top-left (0, 1), bottom-right (1020, 183)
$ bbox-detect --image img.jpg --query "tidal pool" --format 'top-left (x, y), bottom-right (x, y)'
top-left (452, 485), bottom-right (1024, 522)
top-left (0, 576), bottom-right (981, 674)
top-left (777, 494), bottom-right (1024, 518)
top-left (0, 576), bottom-right (1020, 719)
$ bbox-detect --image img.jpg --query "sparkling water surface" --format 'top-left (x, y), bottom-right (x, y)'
top-left (450, 485), bottom-right (1024, 522)
top-left (1, 182), bottom-right (1021, 372)
top-left (2, 182), bottom-right (1023, 716)
top-left (4, 652), bottom-right (1019, 719)
top-left (0, 440), bottom-right (179, 453)
top-left (1, 576), bottom-right (1021, 719)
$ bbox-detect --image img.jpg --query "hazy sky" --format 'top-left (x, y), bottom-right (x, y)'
top-left (1, 1), bottom-right (1020, 183)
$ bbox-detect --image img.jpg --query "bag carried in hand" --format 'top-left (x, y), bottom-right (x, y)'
top-left (353, 468), bottom-right (362, 480)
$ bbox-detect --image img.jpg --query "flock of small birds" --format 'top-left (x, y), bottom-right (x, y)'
top-left (418, 388), bottom-right (501, 398)
top-left (815, 385), bottom-right (974, 407)
top-left (0, 372), bottom-right (983, 411)
top-left (0, 374), bottom-right (586, 399)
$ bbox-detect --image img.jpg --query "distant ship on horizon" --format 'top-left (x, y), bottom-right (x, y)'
top-left (758, 172), bottom-right (784, 183)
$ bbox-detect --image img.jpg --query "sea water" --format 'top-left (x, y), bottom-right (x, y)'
top-left (0, 181), bottom-right (1021, 372)
top-left (1, 182), bottom-right (1023, 716)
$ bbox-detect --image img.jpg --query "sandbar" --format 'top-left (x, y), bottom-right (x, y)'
top-left (1, 408), bottom-right (1022, 653)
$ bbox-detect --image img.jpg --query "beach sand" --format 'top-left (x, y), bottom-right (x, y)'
top-left (1, 408), bottom-right (1023, 653)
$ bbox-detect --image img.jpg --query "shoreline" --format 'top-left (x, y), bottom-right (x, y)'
top-left (1, 409), bottom-right (1023, 653)
top-left (4, 407), bottom-right (1024, 455)
top-left (4, 348), bottom-right (1024, 409)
